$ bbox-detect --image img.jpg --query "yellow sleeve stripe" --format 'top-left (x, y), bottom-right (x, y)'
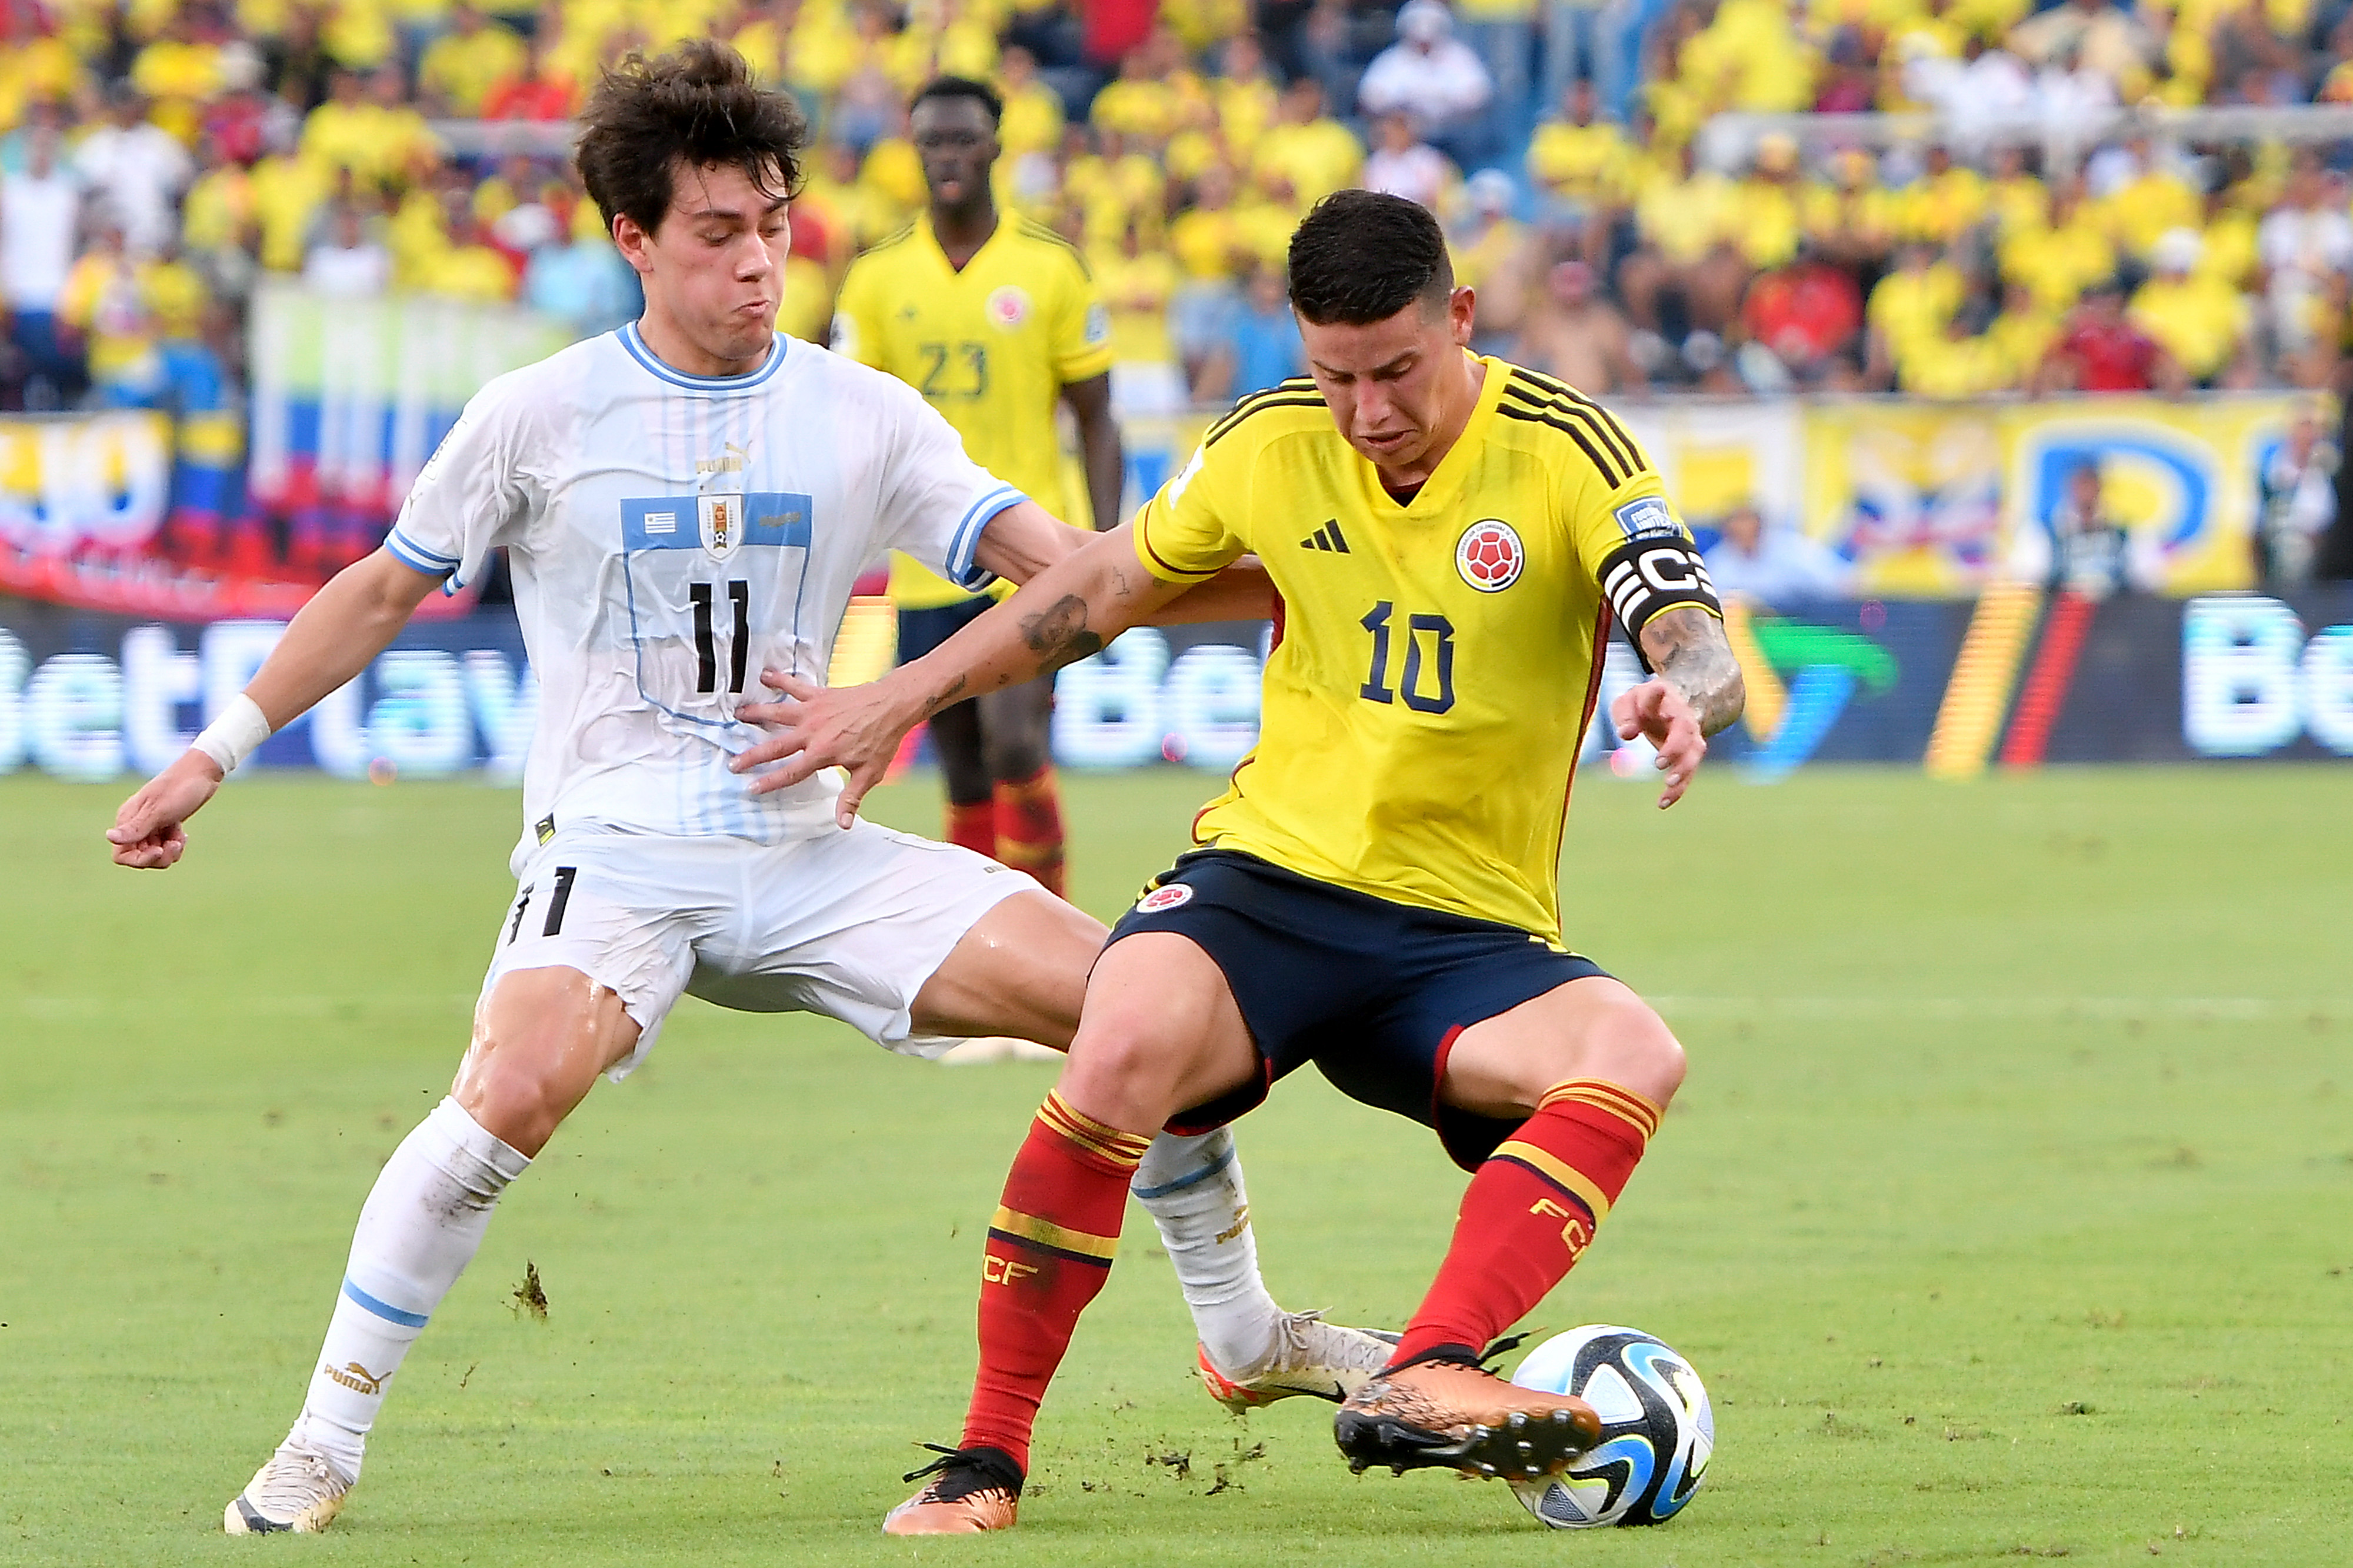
top-left (1134, 513), bottom-right (1224, 582)
top-left (857, 221), bottom-right (917, 259)
top-left (1505, 366), bottom-right (1648, 473)
top-left (989, 1206), bottom-right (1120, 1262)
top-left (1497, 394), bottom-right (1632, 490)
top-left (1205, 388), bottom-right (1325, 448)
top-left (1489, 1141), bottom-right (1614, 1226)
top-left (1016, 217), bottom-right (1093, 278)
top-left (1497, 372), bottom-right (1647, 475)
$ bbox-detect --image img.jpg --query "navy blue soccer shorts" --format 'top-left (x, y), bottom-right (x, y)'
top-left (895, 595), bottom-right (991, 665)
top-left (1104, 849), bottom-right (1611, 1170)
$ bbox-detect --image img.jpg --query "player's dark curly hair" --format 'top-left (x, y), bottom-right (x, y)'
top-left (1286, 189), bottom-right (1454, 326)
top-left (575, 41), bottom-right (808, 238)
top-left (911, 74), bottom-right (1004, 126)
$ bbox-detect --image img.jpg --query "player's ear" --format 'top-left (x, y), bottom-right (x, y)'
top-left (612, 211), bottom-right (655, 275)
top-left (1448, 285), bottom-right (1476, 347)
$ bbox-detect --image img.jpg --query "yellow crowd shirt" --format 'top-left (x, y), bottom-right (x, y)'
top-left (1131, 359), bottom-right (1715, 943)
top-left (832, 212), bottom-right (1113, 606)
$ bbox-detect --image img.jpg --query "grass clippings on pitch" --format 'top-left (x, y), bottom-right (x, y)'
top-left (3, 764), bottom-right (2348, 1567)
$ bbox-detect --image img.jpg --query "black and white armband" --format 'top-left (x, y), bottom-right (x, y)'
top-left (1598, 537), bottom-right (1722, 669)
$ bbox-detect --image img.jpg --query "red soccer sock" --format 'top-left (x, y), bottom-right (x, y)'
top-left (945, 799), bottom-right (996, 857)
top-left (993, 765), bottom-right (1066, 899)
top-left (1394, 1080), bottom-right (1662, 1364)
top-left (962, 1090), bottom-right (1149, 1473)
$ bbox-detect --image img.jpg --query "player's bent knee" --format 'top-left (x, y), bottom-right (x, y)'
top-left (1589, 1001), bottom-right (1685, 1107)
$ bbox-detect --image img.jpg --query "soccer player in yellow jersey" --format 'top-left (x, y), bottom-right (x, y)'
top-left (741, 191), bottom-right (1747, 1533)
top-left (831, 76), bottom-right (1121, 896)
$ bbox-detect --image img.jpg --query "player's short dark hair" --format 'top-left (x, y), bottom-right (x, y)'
top-left (575, 41), bottom-right (807, 237)
top-left (911, 75), bottom-right (1004, 127)
top-left (1286, 189), bottom-right (1454, 326)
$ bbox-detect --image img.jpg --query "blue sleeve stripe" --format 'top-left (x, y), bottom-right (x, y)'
top-left (945, 486), bottom-right (1025, 590)
top-left (342, 1277), bottom-right (431, 1328)
top-left (385, 530), bottom-right (459, 575)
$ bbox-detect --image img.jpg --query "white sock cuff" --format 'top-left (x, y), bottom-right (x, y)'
top-left (424, 1096), bottom-right (531, 1189)
top-left (1133, 1126), bottom-right (1239, 1198)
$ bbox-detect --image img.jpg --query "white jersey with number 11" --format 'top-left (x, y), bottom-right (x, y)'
top-left (385, 325), bottom-right (1022, 869)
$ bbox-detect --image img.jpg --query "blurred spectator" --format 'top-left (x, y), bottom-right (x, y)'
top-left (1357, 1), bottom-right (1494, 169)
top-left (1452, 0), bottom-right (1534, 150)
top-left (1739, 248), bottom-right (1862, 387)
top-left (2018, 458), bottom-right (2144, 599)
top-left (2254, 406), bottom-right (2341, 589)
top-left (1197, 263), bottom-right (1305, 403)
top-left (525, 223), bottom-right (641, 340)
top-left (301, 203), bottom-right (391, 297)
top-left (2255, 152), bottom-right (2353, 383)
top-left (1525, 78), bottom-right (1630, 225)
top-left (1540, 0), bottom-right (1627, 125)
top-left (1254, 77), bottom-right (1363, 208)
top-left (2036, 277), bottom-right (2185, 395)
top-left (1364, 112), bottom-right (1452, 210)
top-left (480, 35), bottom-right (577, 121)
top-left (1450, 168), bottom-right (1527, 351)
top-left (74, 85), bottom-right (192, 258)
top-left (1702, 504), bottom-right (1852, 603)
top-left (0, 121), bottom-right (84, 410)
top-left (56, 224), bottom-right (165, 406)
top-left (419, 6), bottom-right (526, 118)
top-left (2129, 229), bottom-right (2250, 389)
top-left (1514, 258), bottom-right (1642, 393)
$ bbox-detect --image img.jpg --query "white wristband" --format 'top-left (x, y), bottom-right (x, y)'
top-left (190, 694), bottom-right (272, 775)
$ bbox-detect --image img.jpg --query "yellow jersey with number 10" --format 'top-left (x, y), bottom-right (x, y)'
top-left (1132, 356), bottom-right (1717, 945)
top-left (832, 214), bottom-right (1114, 608)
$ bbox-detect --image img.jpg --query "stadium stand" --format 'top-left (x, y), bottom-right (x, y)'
top-left (0, 0), bottom-right (2347, 549)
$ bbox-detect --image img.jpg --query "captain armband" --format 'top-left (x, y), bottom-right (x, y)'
top-left (1597, 537), bottom-right (1722, 666)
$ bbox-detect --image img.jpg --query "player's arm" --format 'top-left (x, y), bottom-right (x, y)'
top-left (106, 549), bottom-right (444, 868)
top-left (1614, 604), bottom-right (1745, 809)
top-left (1060, 372), bottom-right (1124, 533)
top-left (975, 497), bottom-right (1273, 623)
top-left (734, 524), bottom-right (1179, 820)
top-left (1587, 487), bottom-right (1747, 810)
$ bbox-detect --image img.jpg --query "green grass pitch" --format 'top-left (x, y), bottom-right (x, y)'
top-left (4, 764), bottom-right (2349, 1567)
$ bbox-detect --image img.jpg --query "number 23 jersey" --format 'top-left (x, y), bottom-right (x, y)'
top-left (386, 326), bottom-right (1023, 866)
top-left (1131, 356), bottom-right (1718, 945)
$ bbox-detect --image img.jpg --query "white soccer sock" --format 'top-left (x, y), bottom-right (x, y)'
top-left (286, 1097), bottom-right (529, 1481)
top-left (1132, 1126), bottom-right (1288, 1379)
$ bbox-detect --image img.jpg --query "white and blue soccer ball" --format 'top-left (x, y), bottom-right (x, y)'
top-left (1507, 1325), bottom-right (1713, 1529)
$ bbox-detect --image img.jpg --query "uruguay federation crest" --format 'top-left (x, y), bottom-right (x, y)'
top-left (1456, 519), bottom-right (1525, 592)
top-left (699, 493), bottom-right (744, 561)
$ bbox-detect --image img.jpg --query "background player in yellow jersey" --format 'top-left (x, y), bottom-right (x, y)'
top-left (831, 77), bottom-right (1121, 897)
top-left (744, 191), bottom-right (1747, 1533)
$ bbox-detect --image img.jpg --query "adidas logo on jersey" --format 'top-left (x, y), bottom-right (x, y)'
top-left (1300, 520), bottom-right (1351, 553)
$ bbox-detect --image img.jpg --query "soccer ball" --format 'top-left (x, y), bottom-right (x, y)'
top-left (1506, 1325), bottom-right (1713, 1528)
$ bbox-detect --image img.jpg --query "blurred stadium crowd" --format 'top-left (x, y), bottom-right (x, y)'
top-left (3, 0), bottom-right (2353, 421)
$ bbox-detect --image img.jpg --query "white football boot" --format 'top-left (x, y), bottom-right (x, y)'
top-left (222, 1440), bottom-right (352, 1534)
top-left (1197, 1310), bottom-right (1401, 1412)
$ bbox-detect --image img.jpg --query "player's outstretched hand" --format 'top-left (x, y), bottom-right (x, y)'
top-left (732, 669), bottom-right (919, 828)
top-left (106, 750), bottom-right (226, 868)
top-left (1612, 678), bottom-right (1707, 810)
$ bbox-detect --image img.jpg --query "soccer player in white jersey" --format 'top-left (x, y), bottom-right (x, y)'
top-left (106, 44), bottom-right (1388, 1537)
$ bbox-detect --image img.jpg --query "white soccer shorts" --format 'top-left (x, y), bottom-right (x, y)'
top-left (476, 820), bottom-right (1042, 1077)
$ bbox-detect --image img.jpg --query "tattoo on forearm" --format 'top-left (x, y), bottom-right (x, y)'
top-left (1019, 593), bottom-right (1106, 676)
top-left (1643, 608), bottom-right (1747, 736)
top-left (921, 674), bottom-right (968, 718)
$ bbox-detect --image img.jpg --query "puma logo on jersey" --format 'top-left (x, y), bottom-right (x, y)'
top-left (1299, 519), bottom-right (1351, 553)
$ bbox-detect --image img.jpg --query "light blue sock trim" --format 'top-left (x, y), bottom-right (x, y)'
top-left (341, 1277), bottom-right (430, 1329)
top-left (1131, 1141), bottom-right (1237, 1200)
